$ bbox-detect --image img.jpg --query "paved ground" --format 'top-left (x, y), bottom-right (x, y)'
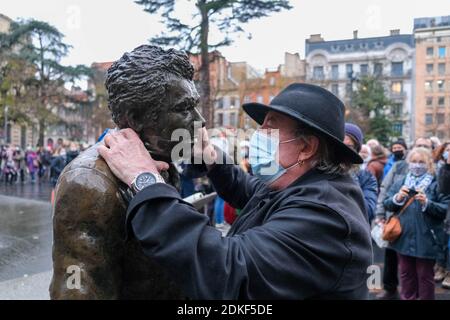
top-left (0, 195), bottom-right (53, 283)
top-left (0, 182), bottom-right (53, 202)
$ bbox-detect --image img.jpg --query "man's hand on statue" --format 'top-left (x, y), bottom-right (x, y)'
top-left (193, 127), bottom-right (217, 169)
top-left (98, 128), bottom-right (169, 187)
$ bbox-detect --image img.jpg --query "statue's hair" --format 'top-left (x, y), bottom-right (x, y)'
top-left (105, 45), bottom-right (194, 129)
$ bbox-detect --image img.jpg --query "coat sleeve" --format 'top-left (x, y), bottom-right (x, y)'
top-left (424, 182), bottom-right (450, 220)
top-left (383, 179), bottom-right (404, 213)
top-left (359, 171), bottom-right (378, 222)
top-left (206, 149), bottom-right (267, 210)
top-left (125, 183), bottom-right (353, 299)
top-left (438, 164), bottom-right (450, 195)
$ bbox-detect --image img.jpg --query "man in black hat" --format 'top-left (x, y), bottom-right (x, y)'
top-left (98, 83), bottom-right (373, 299)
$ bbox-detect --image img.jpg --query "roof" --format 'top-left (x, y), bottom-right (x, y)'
top-left (306, 34), bottom-right (414, 56)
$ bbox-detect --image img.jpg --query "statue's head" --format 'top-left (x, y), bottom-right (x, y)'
top-left (105, 45), bottom-right (205, 158)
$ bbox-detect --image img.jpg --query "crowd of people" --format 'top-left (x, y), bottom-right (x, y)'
top-left (343, 128), bottom-right (450, 300)
top-left (0, 138), bottom-right (84, 188)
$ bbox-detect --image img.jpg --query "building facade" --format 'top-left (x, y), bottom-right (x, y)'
top-left (414, 15), bottom-right (450, 140)
top-left (305, 30), bottom-right (415, 142)
top-left (211, 52), bottom-right (305, 129)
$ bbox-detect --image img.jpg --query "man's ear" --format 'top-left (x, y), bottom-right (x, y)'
top-left (126, 110), bottom-right (144, 132)
top-left (298, 135), bottom-right (320, 161)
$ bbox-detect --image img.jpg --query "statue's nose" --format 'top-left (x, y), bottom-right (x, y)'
top-left (193, 107), bottom-right (206, 127)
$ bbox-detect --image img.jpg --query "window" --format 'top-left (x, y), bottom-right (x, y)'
top-left (313, 66), bottom-right (324, 80)
top-left (360, 64), bottom-right (369, 76)
top-left (374, 63), bottom-right (383, 76)
top-left (437, 113), bottom-right (445, 125)
top-left (346, 83), bottom-right (353, 96)
top-left (230, 112), bottom-right (237, 127)
top-left (222, 96), bottom-right (230, 109)
top-left (331, 65), bottom-right (339, 80)
top-left (217, 113), bottom-right (224, 125)
top-left (392, 122), bottom-right (403, 135)
top-left (392, 104), bottom-right (402, 117)
top-left (331, 84), bottom-right (339, 96)
top-left (427, 47), bottom-right (434, 56)
top-left (346, 64), bottom-right (353, 78)
top-left (425, 113), bottom-right (433, 125)
top-left (426, 63), bottom-right (434, 74)
top-left (230, 97), bottom-right (236, 108)
top-left (437, 80), bottom-right (445, 91)
top-left (439, 46), bottom-right (446, 58)
top-left (216, 97), bottom-right (224, 109)
top-left (438, 131), bottom-right (445, 139)
top-left (257, 95), bottom-right (264, 103)
top-left (391, 62), bottom-right (404, 77)
top-left (269, 77), bottom-right (275, 86)
top-left (426, 97), bottom-right (433, 107)
top-left (244, 96), bottom-right (251, 103)
top-left (425, 81), bottom-right (433, 92)
top-left (438, 63), bottom-right (446, 75)
top-left (391, 81), bottom-right (403, 94)
top-left (438, 97), bottom-right (445, 106)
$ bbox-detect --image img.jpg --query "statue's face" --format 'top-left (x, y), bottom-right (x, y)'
top-left (141, 76), bottom-right (205, 157)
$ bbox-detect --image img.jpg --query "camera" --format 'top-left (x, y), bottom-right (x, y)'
top-left (408, 189), bottom-right (418, 197)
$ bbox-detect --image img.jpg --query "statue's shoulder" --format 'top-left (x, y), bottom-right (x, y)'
top-left (61, 144), bottom-right (116, 182)
top-left (55, 144), bottom-right (122, 204)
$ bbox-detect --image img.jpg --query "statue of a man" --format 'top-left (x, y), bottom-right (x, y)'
top-left (50, 45), bottom-right (205, 299)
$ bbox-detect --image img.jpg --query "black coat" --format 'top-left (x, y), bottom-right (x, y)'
top-left (438, 164), bottom-right (450, 234)
top-left (125, 162), bottom-right (373, 299)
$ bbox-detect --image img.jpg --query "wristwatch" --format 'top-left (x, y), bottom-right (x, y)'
top-left (130, 172), bottom-right (165, 195)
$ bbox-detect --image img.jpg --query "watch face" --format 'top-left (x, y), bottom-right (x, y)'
top-left (136, 173), bottom-right (156, 191)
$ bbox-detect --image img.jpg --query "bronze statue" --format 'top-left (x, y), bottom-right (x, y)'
top-left (50, 45), bottom-right (205, 299)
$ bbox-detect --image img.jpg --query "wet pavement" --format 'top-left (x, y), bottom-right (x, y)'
top-left (0, 195), bottom-right (52, 283)
top-left (0, 182), bottom-right (53, 203)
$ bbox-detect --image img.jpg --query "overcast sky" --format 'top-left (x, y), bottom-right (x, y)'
top-left (2, 0), bottom-right (450, 72)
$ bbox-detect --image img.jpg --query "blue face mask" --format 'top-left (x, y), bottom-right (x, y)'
top-left (249, 130), bottom-right (301, 185)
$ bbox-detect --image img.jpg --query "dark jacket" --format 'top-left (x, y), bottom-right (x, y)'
top-left (438, 164), bottom-right (450, 234)
top-left (354, 170), bottom-right (378, 222)
top-left (384, 177), bottom-right (450, 260)
top-left (125, 161), bottom-right (373, 299)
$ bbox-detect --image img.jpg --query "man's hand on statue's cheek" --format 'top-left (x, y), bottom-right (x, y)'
top-left (98, 128), bottom-right (169, 187)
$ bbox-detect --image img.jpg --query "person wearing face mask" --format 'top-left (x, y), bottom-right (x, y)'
top-left (98, 83), bottom-right (373, 299)
top-left (344, 123), bottom-right (378, 223)
top-left (383, 147), bottom-right (449, 300)
top-left (374, 138), bottom-right (422, 300)
top-left (383, 139), bottom-right (408, 178)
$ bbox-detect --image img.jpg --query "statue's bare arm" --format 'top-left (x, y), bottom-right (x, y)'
top-left (50, 166), bottom-right (126, 299)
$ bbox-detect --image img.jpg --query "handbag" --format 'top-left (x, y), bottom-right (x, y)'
top-left (382, 197), bottom-right (415, 242)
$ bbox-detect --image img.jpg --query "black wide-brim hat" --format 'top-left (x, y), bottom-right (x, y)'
top-left (243, 83), bottom-right (363, 164)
